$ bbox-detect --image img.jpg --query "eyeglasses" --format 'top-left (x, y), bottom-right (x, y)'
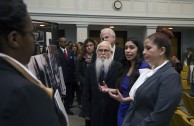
top-left (101, 36), bottom-right (110, 41)
top-left (97, 49), bottom-right (111, 54)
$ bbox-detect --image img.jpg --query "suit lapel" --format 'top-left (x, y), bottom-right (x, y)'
top-left (135, 62), bottom-right (172, 101)
top-left (60, 49), bottom-right (71, 61)
top-left (114, 47), bottom-right (119, 61)
top-left (59, 48), bottom-right (63, 55)
top-left (98, 70), bottom-right (105, 83)
top-left (59, 49), bottom-right (66, 58)
top-left (105, 61), bottom-right (117, 82)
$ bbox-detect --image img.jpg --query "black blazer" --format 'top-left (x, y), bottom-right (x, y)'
top-left (76, 53), bottom-right (96, 88)
top-left (0, 59), bottom-right (63, 126)
top-left (113, 46), bottom-right (123, 62)
top-left (83, 61), bottom-right (122, 126)
top-left (58, 48), bottom-right (75, 82)
top-left (123, 62), bottom-right (182, 126)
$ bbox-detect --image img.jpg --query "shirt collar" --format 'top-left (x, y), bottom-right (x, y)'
top-left (0, 52), bottom-right (39, 81)
top-left (60, 47), bottom-right (66, 52)
top-left (112, 44), bottom-right (116, 52)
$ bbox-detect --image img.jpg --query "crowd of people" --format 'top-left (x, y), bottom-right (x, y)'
top-left (1, 0), bottom-right (193, 126)
top-left (57, 27), bottom-right (185, 126)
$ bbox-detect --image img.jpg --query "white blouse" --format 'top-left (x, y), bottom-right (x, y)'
top-left (129, 60), bottom-right (169, 100)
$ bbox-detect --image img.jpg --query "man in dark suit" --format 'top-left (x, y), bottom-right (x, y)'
top-left (100, 28), bottom-right (123, 62)
top-left (58, 37), bottom-right (75, 115)
top-left (0, 0), bottom-right (65, 126)
top-left (83, 41), bottom-right (122, 126)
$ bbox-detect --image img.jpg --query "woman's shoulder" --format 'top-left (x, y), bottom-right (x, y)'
top-left (140, 61), bottom-right (150, 69)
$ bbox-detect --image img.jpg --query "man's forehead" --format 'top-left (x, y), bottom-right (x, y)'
top-left (101, 32), bottom-right (110, 36)
top-left (99, 45), bottom-right (110, 49)
top-left (60, 38), bottom-right (66, 41)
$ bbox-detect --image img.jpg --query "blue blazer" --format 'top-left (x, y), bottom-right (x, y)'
top-left (123, 62), bottom-right (182, 126)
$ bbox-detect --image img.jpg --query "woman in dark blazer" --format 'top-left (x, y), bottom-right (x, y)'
top-left (76, 39), bottom-right (96, 104)
top-left (122, 28), bottom-right (182, 126)
top-left (76, 38), bottom-right (96, 125)
top-left (76, 39), bottom-right (96, 94)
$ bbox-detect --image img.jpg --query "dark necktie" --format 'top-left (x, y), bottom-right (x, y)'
top-left (98, 65), bottom-right (106, 83)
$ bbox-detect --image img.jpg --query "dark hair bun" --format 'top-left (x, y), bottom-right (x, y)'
top-left (160, 28), bottom-right (174, 39)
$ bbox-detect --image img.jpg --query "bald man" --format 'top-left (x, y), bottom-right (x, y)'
top-left (100, 28), bottom-right (123, 62)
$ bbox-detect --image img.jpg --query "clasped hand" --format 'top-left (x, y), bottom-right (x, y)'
top-left (98, 81), bottom-right (124, 102)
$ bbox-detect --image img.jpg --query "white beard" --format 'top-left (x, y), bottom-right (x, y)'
top-left (95, 57), bottom-right (112, 79)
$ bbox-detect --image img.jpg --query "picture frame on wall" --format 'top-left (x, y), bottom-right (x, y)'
top-left (34, 30), bottom-right (44, 43)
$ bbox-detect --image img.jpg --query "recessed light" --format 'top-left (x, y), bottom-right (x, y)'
top-left (168, 27), bottom-right (173, 30)
top-left (40, 24), bottom-right (45, 27)
top-left (110, 26), bottom-right (114, 29)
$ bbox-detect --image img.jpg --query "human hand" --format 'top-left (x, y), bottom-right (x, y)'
top-left (175, 59), bottom-right (180, 63)
top-left (98, 81), bottom-right (109, 93)
top-left (108, 89), bottom-right (123, 102)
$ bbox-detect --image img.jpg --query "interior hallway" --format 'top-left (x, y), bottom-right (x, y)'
top-left (68, 101), bottom-right (85, 126)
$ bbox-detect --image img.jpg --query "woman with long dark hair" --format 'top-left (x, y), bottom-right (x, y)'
top-left (99, 38), bottom-right (149, 126)
top-left (76, 38), bottom-right (96, 126)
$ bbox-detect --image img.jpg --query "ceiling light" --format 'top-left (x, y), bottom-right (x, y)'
top-left (40, 24), bottom-right (45, 27)
top-left (110, 26), bottom-right (114, 29)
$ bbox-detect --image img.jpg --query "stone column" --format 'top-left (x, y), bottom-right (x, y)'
top-left (76, 24), bottom-right (88, 42)
top-left (144, 25), bottom-right (158, 38)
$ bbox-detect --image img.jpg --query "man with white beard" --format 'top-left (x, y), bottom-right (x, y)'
top-left (95, 48), bottom-right (113, 83)
top-left (83, 41), bottom-right (122, 126)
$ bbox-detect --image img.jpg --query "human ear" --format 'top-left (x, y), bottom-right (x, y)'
top-left (159, 47), bottom-right (166, 55)
top-left (7, 31), bottom-right (21, 49)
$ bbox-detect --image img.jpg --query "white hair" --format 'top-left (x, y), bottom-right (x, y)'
top-left (95, 41), bottom-right (113, 80)
top-left (96, 41), bottom-right (113, 53)
top-left (100, 28), bottom-right (116, 37)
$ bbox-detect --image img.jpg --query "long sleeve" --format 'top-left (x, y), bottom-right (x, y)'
top-left (83, 66), bottom-right (92, 118)
top-left (1, 84), bottom-right (62, 126)
top-left (138, 73), bottom-right (182, 126)
top-left (76, 60), bottom-right (85, 85)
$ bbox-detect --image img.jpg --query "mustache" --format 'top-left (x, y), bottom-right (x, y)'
top-left (99, 55), bottom-right (107, 59)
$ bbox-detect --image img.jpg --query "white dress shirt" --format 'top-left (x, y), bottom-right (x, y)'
top-left (129, 60), bottom-right (169, 100)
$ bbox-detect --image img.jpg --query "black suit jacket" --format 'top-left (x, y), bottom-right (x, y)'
top-left (83, 61), bottom-right (122, 126)
top-left (76, 54), bottom-right (96, 89)
top-left (123, 62), bottom-right (182, 126)
top-left (58, 48), bottom-right (75, 82)
top-left (113, 46), bottom-right (123, 62)
top-left (0, 59), bottom-right (63, 126)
